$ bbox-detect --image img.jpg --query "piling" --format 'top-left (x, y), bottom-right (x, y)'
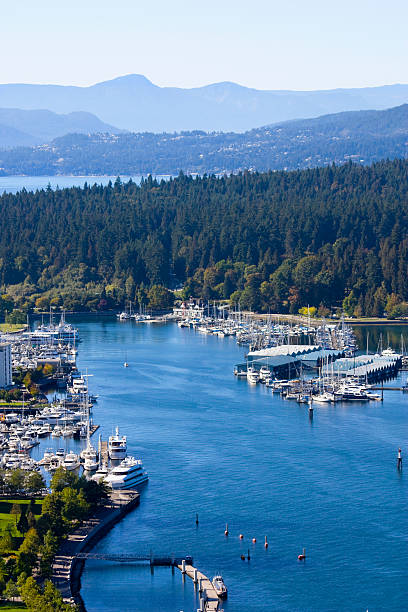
top-left (397, 448), bottom-right (403, 470)
top-left (193, 568), bottom-right (198, 584)
top-left (181, 559), bottom-right (186, 574)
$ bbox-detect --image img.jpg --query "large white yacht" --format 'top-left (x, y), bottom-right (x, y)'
top-left (108, 427), bottom-right (127, 460)
top-left (104, 456), bottom-right (148, 490)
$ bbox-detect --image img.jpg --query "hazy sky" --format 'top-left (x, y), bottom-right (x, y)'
top-left (2, 0), bottom-right (407, 90)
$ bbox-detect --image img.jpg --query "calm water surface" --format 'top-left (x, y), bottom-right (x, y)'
top-left (41, 319), bottom-right (408, 611)
top-left (0, 175), bottom-right (171, 194)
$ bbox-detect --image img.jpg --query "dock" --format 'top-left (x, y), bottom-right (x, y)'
top-left (100, 440), bottom-right (108, 463)
top-left (177, 563), bottom-right (221, 611)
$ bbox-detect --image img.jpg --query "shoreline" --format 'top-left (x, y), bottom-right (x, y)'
top-left (51, 490), bottom-right (140, 610)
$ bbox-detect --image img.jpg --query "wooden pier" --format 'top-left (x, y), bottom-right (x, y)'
top-left (100, 440), bottom-right (108, 463)
top-left (178, 563), bottom-right (222, 611)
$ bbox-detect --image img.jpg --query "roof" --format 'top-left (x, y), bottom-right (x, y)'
top-left (248, 345), bottom-right (319, 358)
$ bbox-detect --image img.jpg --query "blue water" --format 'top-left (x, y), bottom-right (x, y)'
top-left (0, 175), bottom-right (171, 194)
top-left (41, 319), bottom-right (408, 611)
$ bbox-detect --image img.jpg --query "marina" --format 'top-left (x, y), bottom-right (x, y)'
top-left (0, 315), bottom-right (407, 610)
top-left (73, 317), bottom-right (408, 612)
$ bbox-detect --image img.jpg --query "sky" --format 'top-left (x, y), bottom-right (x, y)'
top-left (1, 0), bottom-right (407, 91)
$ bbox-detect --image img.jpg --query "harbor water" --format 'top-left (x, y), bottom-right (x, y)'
top-left (41, 318), bottom-right (408, 611)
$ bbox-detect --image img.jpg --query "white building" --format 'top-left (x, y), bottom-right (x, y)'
top-left (0, 343), bottom-right (12, 388)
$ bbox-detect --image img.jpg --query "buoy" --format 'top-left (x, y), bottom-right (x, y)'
top-left (240, 554), bottom-right (246, 561)
top-left (224, 523), bottom-right (229, 536)
top-left (247, 548), bottom-right (251, 561)
top-left (252, 537), bottom-right (257, 543)
top-left (195, 513), bottom-right (199, 525)
top-left (239, 534), bottom-right (244, 540)
top-left (298, 548), bottom-right (306, 561)
top-left (264, 536), bottom-right (268, 549)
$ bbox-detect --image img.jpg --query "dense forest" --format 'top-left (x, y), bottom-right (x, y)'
top-left (1, 160), bottom-right (408, 318)
top-left (0, 104), bottom-right (407, 176)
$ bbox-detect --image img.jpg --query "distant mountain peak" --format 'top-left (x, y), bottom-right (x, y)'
top-left (94, 74), bottom-right (155, 89)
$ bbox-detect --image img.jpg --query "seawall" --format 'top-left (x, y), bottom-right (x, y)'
top-left (52, 490), bottom-right (140, 610)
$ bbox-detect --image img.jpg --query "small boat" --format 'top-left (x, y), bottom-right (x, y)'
top-left (212, 575), bottom-right (228, 599)
top-left (124, 362), bottom-right (129, 368)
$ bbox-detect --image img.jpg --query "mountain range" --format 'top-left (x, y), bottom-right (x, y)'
top-left (1, 74), bottom-right (408, 133)
top-left (0, 108), bottom-right (120, 148)
top-left (1, 104), bottom-right (407, 176)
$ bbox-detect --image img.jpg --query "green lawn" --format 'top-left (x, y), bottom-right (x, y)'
top-left (0, 500), bottom-right (43, 553)
top-left (0, 325), bottom-right (26, 334)
top-left (0, 604), bottom-right (26, 610)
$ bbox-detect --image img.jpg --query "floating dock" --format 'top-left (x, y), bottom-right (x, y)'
top-left (178, 563), bottom-right (221, 611)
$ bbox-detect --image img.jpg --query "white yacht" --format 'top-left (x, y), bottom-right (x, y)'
top-left (247, 367), bottom-right (260, 385)
top-left (62, 452), bottom-right (80, 471)
top-left (104, 456), bottom-right (148, 490)
top-left (91, 462), bottom-right (109, 482)
top-left (212, 576), bottom-right (228, 599)
top-left (81, 436), bottom-right (99, 471)
top-left (108, 427), bottom-right (127, 460)
top-left (83, 452), bottom-right (99, 471)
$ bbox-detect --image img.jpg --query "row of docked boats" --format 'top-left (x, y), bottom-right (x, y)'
top-left (245, 367), bottom-right (383, 402)
top-left (175, 302), bottom-right (357, 355)
top-left (36, 424), bottom-right (148, 491)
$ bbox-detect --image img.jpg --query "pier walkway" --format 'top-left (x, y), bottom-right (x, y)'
top-left (178, 563), bottom-right (221, 611)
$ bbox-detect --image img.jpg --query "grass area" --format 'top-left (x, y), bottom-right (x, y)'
top-left (0, 603), bottom-right (26, 610)
top-left (0, 324), bottom-right (26, 333)
top-left (0, 500), bottom-right (43, 553)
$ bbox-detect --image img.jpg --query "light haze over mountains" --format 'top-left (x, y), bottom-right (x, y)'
top-left (1, 74), bottom-right (408, 134)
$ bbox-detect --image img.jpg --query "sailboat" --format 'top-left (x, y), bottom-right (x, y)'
top-left (80, 394), bottom-right (99, 471)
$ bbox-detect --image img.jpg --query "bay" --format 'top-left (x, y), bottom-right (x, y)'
top-left (34, 318), bottom-right (408, 611)
top-left (0, 175), bottom-right (171, 194)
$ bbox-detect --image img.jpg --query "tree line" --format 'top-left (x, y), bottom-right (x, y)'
top-left (0, 467), bottom-right (108, 610)
top-left (1, 160), bottom-right (408, 317)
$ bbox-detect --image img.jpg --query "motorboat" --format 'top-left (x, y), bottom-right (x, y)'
top-left (312, 392), bottom-right (335, 403)
top-left (104, 456), bottom-right (148, 490)
top-left (108, 426), bottom-right (127, 460)
top-left (38, 424), bottom-right (52, 437)
top-left (38, 449), bottom-right (56, 465)
top-left (62, 452), bottom-right (80, 471)
top-left (91, 462), bottom-right (109, 482)
top-left (81, 436), bottom-right (99, 471)
top-left (212, 575), bottom-right (228, 599)
top-left (247, 367), bottom-right (260, 385)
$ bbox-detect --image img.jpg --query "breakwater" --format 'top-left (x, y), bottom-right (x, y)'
top-left (52, 490), bottom-right (140, 610)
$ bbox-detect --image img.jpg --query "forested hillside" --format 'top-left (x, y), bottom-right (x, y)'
top-left (1, 105), bottom-right (407, 175)
top-left (1, 160), bottom-right (408, 318)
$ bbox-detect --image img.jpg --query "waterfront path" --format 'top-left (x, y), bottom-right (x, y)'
top-left (51, 490), bottom-right (140, 606)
